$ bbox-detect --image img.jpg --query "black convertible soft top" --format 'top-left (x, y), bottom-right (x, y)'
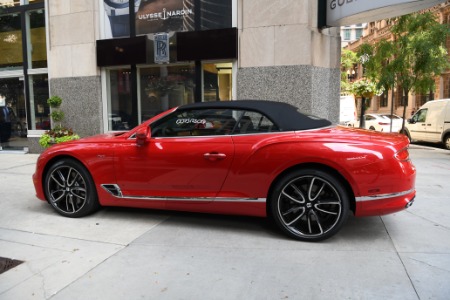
top-left (177, 100), bottom-right (332, 131)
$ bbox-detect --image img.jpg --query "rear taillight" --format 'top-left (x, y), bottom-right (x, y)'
top-left (395, 148), bottom-right (410, 161)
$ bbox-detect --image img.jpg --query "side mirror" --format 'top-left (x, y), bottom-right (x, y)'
top-left (135, 126), bottom-right (149, 146)
top-left (407, 118), bottom-right (415, 124)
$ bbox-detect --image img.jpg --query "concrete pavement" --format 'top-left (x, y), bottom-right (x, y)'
top-left (0, 145), bottom-right (449, 299)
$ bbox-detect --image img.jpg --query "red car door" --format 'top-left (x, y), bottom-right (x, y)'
top-left (114, 135), bottom-right (234, 199)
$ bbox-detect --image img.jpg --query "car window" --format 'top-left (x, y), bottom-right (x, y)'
top-left (151, 108), bottom-right (280, 137)
top-left (236, 111), bottom-right (279, 134)
top-left (382, 114), bottom-right (401, 120)
top-left (365, 115), bottom-right (375, 121)
top-left (412, 109), bottom-right (427, 123)
top-left (151, 108), bottom-right (239, 137)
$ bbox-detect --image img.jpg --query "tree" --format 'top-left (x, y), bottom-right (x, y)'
top-left (340, 49), bottom-right (359, 94)
top-left (359, 12), bottom-right (450, 132)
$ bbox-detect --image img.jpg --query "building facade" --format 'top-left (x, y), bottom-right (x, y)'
top-left (340, 23), bottom-right (367, 48)
top-left (0, 0), bottom-right (341, 153)
top-left (344, 1), bottom-right (450, 119)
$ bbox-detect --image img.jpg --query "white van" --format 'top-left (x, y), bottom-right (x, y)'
top-left (404, 99), bottom-right (450, 149)
top-left (339, 95), bottom-right (357, 125)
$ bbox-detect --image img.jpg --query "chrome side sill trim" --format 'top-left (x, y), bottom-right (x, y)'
top-left (101, 184), bottom-right (265, 203)
top-left (355, 188), bottom-right (415, 202)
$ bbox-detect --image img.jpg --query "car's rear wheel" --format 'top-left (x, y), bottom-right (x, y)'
top-left (44, 158), bottom-right (100, 217)
top-left (269, 169), bottom-right (350, 241)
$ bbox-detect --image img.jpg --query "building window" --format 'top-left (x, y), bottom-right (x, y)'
top-left (28, 9), bottom-right (46, 69)
top-left (343, 29), bottom-right (351, 40)
top-left (29, 74), bottom-right (49, 130)
top-left (0, 0), bottom-right (48, 150)
top-left (203, 62), bottom-right (232, 101)
top-left (107, 69), bottom-right (134, 131)
top-left (380, 92), bottom-right (388, 107)
top-left (355, 29), bottom-right (363, 39)
top-left (140, 65), bottom-right (195, 123)
top-left (0, 12), bottom-right (23, 70)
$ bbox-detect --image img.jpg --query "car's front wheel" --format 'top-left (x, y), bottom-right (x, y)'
top-left (44, 158), bottom-right (100, 217)
top-left (269, 169), bottom-right (350, 241)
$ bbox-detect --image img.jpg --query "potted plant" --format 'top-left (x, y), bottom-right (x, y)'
top-left (39, 96), bottom-right (79, 148)
top-left (350, 78), bottom-right (384, 128)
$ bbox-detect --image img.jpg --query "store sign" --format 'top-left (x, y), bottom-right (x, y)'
top-left (154, 33), bottom-right (170, 64)
top-left (327, 0), bottom-right (446, 26)
top-left (103, 0), bottom-right (232, 38)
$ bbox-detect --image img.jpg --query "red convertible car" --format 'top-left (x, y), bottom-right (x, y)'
top-left (33, 100), bottom-right (416, 241)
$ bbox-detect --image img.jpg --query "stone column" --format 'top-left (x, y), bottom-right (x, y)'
top-left (236, 0), bottom-right (341, 122)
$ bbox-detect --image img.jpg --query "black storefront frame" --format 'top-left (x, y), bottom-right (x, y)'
top-left (99, 0), bottom-right (236, 127)
top-left (1, 1), bottom-right (46, 134)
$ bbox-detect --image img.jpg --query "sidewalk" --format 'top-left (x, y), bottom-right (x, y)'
top-left (0, 147), bottom-right (449, 299)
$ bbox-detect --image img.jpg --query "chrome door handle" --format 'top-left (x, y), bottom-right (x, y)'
top-left (204, 153), bottom-right (226, 161)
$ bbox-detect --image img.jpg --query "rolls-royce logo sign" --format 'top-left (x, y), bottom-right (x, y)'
top-left (154, 33), bottom-right (170, 64)
top-left (326, 0), bottom-right (446, 26)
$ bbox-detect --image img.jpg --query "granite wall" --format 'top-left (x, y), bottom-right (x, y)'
top-left (27, 76), bottom-right (102, 154)
top-left (236, 65), bottom-right (340, 122)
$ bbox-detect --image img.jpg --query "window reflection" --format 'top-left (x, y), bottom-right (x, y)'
top-left (0, 13), bottom-right (23, 70)
top-left (29, 9), bottom-right (47, 69)
top-left (0, 1), bottom-right (20, 7)
top-left (140, 65), bottom-right (195, 122)
top-left (29, 74), bottom-right (49, 130)
top-left (203, 62), bottom-right (232, 101)
top-left (108, 69), bottom-right (134, 131)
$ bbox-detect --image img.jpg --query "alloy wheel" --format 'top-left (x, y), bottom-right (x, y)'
top-left (47, 165), bottom-right (88, 215)
top-left (274, 173), bottom-right (347, 240)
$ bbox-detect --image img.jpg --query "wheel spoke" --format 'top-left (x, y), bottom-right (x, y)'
top-left (309, 210), bottom-right (324, 234)
top-left (282, 190), bottom-right (305, 204)
top-left (308, 178), bottom-right (325, 201)
top-left (315, 201), bottom-right (341, 215)
top-left (50, 173), bottom-right (65, 188)
top-left (285, 209), bottom-right (305, 226)
top-left (51, 190), bottom-right (65, 203)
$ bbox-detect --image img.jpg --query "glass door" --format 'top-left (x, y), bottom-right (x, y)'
top-left (203, 62), bottom-right (232, 101)
top-left (0, 77), bottom-right (27, 150)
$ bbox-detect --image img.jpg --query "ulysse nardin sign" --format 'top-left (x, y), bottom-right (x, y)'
top-left (327, 0), bottom-right (446, 27)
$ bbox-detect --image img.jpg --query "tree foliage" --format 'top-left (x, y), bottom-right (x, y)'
top-left (340, 49), bottom-right (359, 94)
top-left (358, 12), bottom-right (450, 130)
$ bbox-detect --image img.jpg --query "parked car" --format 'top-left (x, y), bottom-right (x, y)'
top-left (339, 95), bottom-right (357, 125)
top-left (404, 99), bottom-right (450, 150)
top-left (32, 100), bottom-right (416, 241)
top-left (348, 113), bottom-right (403, 133)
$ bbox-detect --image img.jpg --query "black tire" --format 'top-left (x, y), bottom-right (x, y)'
top-left (269, 169), bottom-right (350, 242)
top-left (369, 126), bottom-right (375, 130)
top-left (444, 134), bottom-right (450, 150)
top-left (44, 158), bottom-right (100, 217)
top-left (401, 129), bottom-right (412, 142)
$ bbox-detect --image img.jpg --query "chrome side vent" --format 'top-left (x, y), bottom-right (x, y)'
top-left (101, 184), bottom-right (123, 198)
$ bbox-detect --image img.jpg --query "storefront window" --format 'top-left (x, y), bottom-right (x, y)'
top-left (203, 62), bottom-right (232, 101)
top-left (140, 64), bottom-right (195, 122)
top-left (0, 13), bottom-right (23, 70)
top-left (0, 77), bottom-right (27, 149)
top-left (29, 73), bottom-right (49, 130)
top-left (28, 9), bottom-right (46, 68)
top-left (108, 68), bottom-right (134, 131)
top-left (0, 1), bottom-right (20, 7)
